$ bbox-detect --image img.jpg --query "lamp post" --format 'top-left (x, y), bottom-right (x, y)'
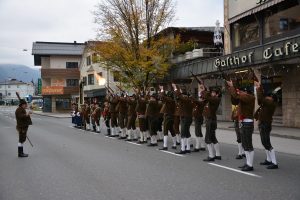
top-left (79, 79), bottom-right (85, 105)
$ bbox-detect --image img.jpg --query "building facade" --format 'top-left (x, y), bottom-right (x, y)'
top-left (0, 79), bottom-right (34, 105)
top-left (170, 0), bottom-right (300, 128)
top-left (32, 41), bottom-right (85, 112)
top-left (80, 41), bottom-right (119, 104)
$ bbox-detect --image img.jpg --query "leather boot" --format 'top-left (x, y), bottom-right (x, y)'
top-left (18, 146), bottom-right (28, 158)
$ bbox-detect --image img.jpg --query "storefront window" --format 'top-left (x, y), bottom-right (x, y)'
top-left (56, 98), bottom-right (71, 110)
top-left (233, 16), bottom-right (260, 48)
top-left (264, 1), bottom-right (300, 38)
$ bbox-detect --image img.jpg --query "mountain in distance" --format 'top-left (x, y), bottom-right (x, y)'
top-left (0, 64), bottom-right (40, 83)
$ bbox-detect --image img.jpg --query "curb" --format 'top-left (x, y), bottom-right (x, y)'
top-left (217, 127), bottom-right (300, 141)
top-left (33, 112), bottom-right (71, 118)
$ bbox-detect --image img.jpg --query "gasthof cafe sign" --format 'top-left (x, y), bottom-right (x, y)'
top-left (214, 41), bottom-right (299, 68)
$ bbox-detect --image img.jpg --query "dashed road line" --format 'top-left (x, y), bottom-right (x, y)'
top-left (156, 149), bottom-right (185, 157)
top-left (127, 141), bottom-right (142, 146)
top-left (208, 163), bottom-right (261, 178)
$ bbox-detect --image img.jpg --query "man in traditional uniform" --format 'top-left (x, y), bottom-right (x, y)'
top-left (136, 92), bottom-right (148, 143)
top-left (231, 97), bottom-right (245, 159)
top-left (173, 97), bottom-right (181, 145)
top-left (227, 80), bottom-right (255, 171)
top-left (92, 103), bottom-right (102, 133)
top-left (192, 93), bottom-right (206, 152)
top-left (117, 94), bottom-right (128, 139)
top-left (255, 81), bottom-right (278, 169)
top-left (173, 84), bottom-right (193, 154)
top-left (159, 86), bottom-right (177, 150)
top-left (90, 103), bottom-right (97, 132)
top-left (126, 94), bottom-right (138, 141)
top-left (102, 101), bottom-right (111, 136)
top-left (15, 99), bottom-right (32, 157)
top-left (107, 93), bottom-right (119, 137)
top-left (199, 85), bottom-right (221, 161)
top-left (145, 93), bottom-right (159, 146)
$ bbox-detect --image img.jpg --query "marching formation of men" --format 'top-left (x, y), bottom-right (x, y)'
top-left (70, 77), bottom-right (279, 171)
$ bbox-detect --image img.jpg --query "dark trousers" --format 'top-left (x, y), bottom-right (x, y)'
top-left (259, 122), bottom-right (273, 151)
top-left (173, 116), bottom-right (180, 135)
top-left (127, 115), bottom-right (137, 130)
top-left (241, 122), bottom-right (254, 151)
top-left (138, 117), bottom-right (147, 132)
top-left (194, 117), bottom-right (203, 137)
top-left (163, 114), bottom-right (175, 136)
top-left (205, 118), bottom-right (218, 144)
top-left (180, 116), bottom-right (192, 138)
top-left (157, 116), bottom-right (163, 132)
top-left (105, 117), bottom-right (111, 134)
top-left (148, 116), bottom-right (158, 136)
top-left (110, 112), bottom-right (118, 128)
top-left (118, 113), bottom-right (127, 129)
top-left (234, 120), bottom-right (241, 143)
top-left (17, 126), bottom-right (28, 143)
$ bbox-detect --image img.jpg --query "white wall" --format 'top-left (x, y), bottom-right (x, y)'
top-left (50, 55), bottom-right (81, 69)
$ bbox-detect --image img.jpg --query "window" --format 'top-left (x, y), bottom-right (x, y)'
top-left (86, 56), bottom-right (91, 66)
top-left (88, 74), bottom-right (94, 85)
top-left (66, 79), bottom-right (79, 87)
top-left (8, 85), bottom-right (11, 88)
top-left (264, 1), bottom-right (300, 39)
top-left (17, 85), bottom-right (19, 88)
top-left (66, 62), bottom-right (78, 68)
top-left (8, 93), bottom-right (11, 96)
top-left (113, 71), bottom-right (120, 82)
top-left (56, 98), bottom-right (71, 110)
top-left (232, 16), bottom-right (260, 48)
top-left (92, 53), bottom-right (100, 63)
top-left (83, 77), bottom-right (87, 86)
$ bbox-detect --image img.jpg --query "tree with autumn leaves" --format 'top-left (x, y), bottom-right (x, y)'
top-left (93, 0), bottom-right (179, 91)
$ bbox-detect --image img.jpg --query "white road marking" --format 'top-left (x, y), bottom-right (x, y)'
top-left (105, 136), bottom-right (117, 139)
top-left (156, 149), bottom-right (185, 157)
top-left (127, 141), bottom-right (142, 146)
top-left (208, 163), bottom-right (262, 178)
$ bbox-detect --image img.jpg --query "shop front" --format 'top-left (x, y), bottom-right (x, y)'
top-left (169, 35), bottom-right (300, 127)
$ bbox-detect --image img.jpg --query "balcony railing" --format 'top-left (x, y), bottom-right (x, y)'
top-left (41, 68), bottom-right (80, 78)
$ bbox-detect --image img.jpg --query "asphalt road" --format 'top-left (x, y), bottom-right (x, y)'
top-left (0, 106), bottom-right (300, 200)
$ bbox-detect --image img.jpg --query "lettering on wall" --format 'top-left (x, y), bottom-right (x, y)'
top-left (214, 41), bottom-right (299, 68)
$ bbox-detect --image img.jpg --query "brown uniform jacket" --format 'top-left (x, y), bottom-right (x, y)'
top-left (256, 86), bottom-right (276, 123)
top-left (192, 98), bottom-right (206, 118)
top-left (228, 86), bottom-right (255, 120)
top-left (108, 96), bottom-right (119, 113)
top-left (145, 99), bottom-right (159, 117)
top-left (127, 98), bottom-right (137, 116)
top-left (202, 91), bottom-right (221, 120)
top-left (136, 97), bottom-right (148, 115)
top-left (175, 90), bottom-right (193, 117)
top-left (159, 92), bottom-right (175, 115)
top-left (15, 106), bottom-right (32, 128)
top-left (117, 97), bottom-right (128, 114)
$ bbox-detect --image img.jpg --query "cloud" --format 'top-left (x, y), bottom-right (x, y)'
top-left (0, 0), bottom-right (224, 68)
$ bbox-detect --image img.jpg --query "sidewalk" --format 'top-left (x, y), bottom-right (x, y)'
top-left (33, 111), bottom-right (300, 140)
top-left (33, 111), bottom-right (71, 118)
top-left (216, 121), bottom-right (300, 140)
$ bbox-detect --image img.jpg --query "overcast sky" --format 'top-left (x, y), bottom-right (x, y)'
top-left (0, 0), bottom-right (223, 68)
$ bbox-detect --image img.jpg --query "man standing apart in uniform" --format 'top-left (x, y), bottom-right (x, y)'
top-left (227, 80), bottom-right (255, 171)
top-left (15, 99), bottom-right (32, 157)
top-left (254, 81), bottom-right (278, 169)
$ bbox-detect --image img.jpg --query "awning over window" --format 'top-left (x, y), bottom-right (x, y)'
top-left (228, 0), bottom-right (286, 24)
